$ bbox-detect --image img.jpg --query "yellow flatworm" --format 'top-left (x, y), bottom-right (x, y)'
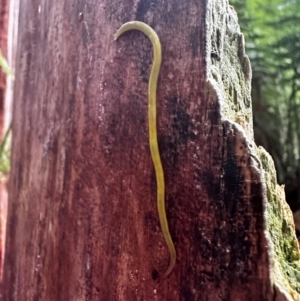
top-left (114, 21), bottom-right (176, 279)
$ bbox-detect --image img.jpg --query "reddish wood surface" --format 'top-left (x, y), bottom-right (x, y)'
top-left (2, 0), bottom-right (275, 300)
top-left (0, 180), bottom-right (7, 283)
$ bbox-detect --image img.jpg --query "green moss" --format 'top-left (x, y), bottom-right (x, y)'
top-left (258, 146), bottom-right (300, 295)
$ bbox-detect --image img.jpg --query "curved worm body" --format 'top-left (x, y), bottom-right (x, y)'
top-left (114, 21), bottom-right (176, 279)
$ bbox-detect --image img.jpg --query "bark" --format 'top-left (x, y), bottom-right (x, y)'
top-left (2, 0), bottom-right (300, 300)
top-left (0, 180), bottom-right (7, 283)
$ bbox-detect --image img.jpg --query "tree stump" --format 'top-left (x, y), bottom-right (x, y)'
top-left (2, 0), bottom-right (300, 300)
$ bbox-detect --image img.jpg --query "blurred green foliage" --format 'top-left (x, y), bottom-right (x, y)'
top-left (0, 50), bottom-right (12, 179)
top-left (0, 49), bottom-right (14, 79)
top-left (230, 0), bottom-right (300, 209)
top-left (0, 123), bottom-right (11, 179)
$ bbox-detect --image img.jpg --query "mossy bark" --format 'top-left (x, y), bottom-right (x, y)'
top-left (2, 0), bottom-right (300, 300)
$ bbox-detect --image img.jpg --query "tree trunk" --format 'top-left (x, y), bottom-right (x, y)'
top-left (2, 0), bottom-right (300, 300)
